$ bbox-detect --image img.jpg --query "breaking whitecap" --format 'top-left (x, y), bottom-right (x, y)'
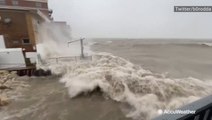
top-left (41, 52), bottom-right (212, 120)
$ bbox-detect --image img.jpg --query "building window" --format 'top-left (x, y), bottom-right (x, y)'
top-left (12, 0), bottom-right (19, 6)
top-left (22, 38), bottom-right (30, 44)
top-left (35, 2), bottom-right (42, 8)
top-left (0, 0), bottom-right (5, 5)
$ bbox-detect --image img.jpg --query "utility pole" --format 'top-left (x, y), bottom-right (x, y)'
top-left (80, 38), bottom-right (85, 58)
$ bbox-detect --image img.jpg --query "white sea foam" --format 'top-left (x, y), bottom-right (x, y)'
top-left (36, 23), bottom-right (212, 120)
top-left (201, 42), bottom-right (212, 47)
top-left (45, 52), bottom-right (212, 120)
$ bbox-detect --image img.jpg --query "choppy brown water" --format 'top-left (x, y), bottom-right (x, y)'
top-left (1, 76), bottom-right (129, 120)
top-left (1, 39), bottom-right (212, 120)
top-left (91, 39), bottom-right (212, 80)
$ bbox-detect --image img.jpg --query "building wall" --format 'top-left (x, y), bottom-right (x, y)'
top-left (0, 0), bottom-right (48, 9)
top-left (0, 10), bottom-right (36, 52)
top-left (0, 0), bottom-right (51, 52)
top-left (26, 12), bottom-right (36, 48)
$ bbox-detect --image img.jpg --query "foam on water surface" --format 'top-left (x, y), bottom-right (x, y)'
top-left (45, 52), bottom-right (212, 120)
top-left (201, 42), bottom-right (212, 47)
top-left (35, 24), bottom-right (212, 119)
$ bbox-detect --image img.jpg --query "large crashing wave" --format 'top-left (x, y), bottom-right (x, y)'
top-left (45, 52), bottom-right (212, 120)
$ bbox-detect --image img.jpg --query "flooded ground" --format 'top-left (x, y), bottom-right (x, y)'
top-left (1, 76), bottom-right (129, 120)
top-left (1, 39), bottom-right (212, 120)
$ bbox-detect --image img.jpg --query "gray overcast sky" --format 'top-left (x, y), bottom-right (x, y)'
top-left (49, 0), bottom-right (212, 39)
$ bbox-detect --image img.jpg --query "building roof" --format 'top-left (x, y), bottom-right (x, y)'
top-left (0, 48), bottom-right (23, 53)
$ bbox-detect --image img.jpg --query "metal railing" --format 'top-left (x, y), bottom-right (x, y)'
top-left (153, 95), bottom-right (212, 120)
top-left (48, 55), bottom-right (92, 64)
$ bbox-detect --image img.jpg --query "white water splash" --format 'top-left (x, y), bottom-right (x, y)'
top-left (201, 42), bottom-right (212, 47)
top-left (46, 52), bottom-right (212, 120)
top-left (35, 22), bottom-right (212, 120)
top-left (36, 23), bottom-right (92, 60)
